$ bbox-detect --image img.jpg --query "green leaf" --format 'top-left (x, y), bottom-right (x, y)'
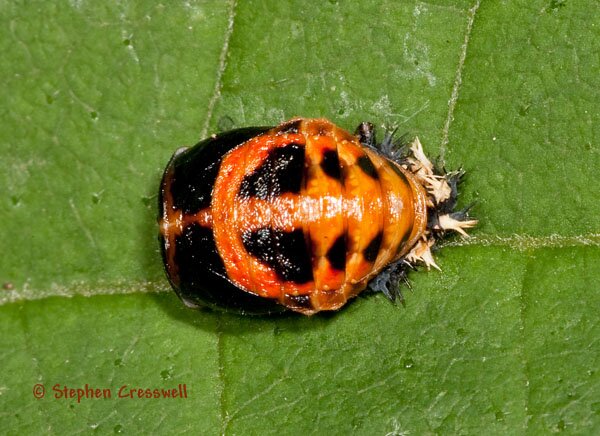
top-left (1, 0), bottom-right (599, 434)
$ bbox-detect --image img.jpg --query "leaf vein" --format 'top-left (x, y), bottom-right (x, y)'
top-left (441, 233), bottom-right (600, 251)
top-left (222, 377), bottom-right (286, 433)
top-left (201, 0), bottom-right (237, 138)
top-left (440, 0), bottom-right (481, 161)
top-left (2, 234), bottom-right (599, 306)
top-left (69, 198), bottom-right (98, 251)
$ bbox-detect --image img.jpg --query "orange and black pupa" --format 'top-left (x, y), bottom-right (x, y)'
top-left (159, 118), bottom-right (477, 315)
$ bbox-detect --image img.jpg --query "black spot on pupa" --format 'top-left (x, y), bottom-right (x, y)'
top-left (271, 144), bottom-right (305, 196)
top-left (326, 234), bottom-right (346, 271)
top-left (242, 227), bottom-right (272, 261)
top-left (356, 155), bottom-right (379, 180)
top-left (320, 149), bottom-right (341, 180)
top-left (239, 143), bottom-right (305, 199)
top-left (242, 228), bottom-right (313, 284)
top-left (363, 231), bottom-right (383, 263)
top-left (239, 164), bottom-right (270, 199)
top-left (273, 229), bottom-right (313, 284)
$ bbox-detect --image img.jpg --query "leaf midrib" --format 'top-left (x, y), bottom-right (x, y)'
top-left (3, 233), bottom-right (599, 306)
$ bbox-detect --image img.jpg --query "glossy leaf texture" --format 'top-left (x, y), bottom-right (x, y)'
top-left (1, 1), bottom-right (599, 434)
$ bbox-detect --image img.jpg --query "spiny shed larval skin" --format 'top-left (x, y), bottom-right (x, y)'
top-left (158, 118), bottom-right (476, 315)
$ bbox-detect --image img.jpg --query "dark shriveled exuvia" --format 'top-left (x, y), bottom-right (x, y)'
top-left (159, 118), bottom-right (477, 315)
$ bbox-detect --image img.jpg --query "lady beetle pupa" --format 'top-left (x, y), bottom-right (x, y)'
top-left (159, 118), bottom-right (476, 315)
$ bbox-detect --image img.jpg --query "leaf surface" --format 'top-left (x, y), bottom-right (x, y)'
top-left (1, 0), bottom-right (599, 434)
